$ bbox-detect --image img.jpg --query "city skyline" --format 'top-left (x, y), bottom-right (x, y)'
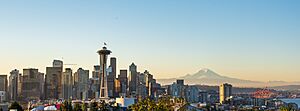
top-left (1, 0), bottom-right (300, 82)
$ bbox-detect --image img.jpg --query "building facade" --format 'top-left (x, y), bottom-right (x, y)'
top-left (45, 60), bottom-right (63, 99)
top-left (62, 68), bottom-right (73, 99)
top-left (0, 75), bottom-right (7, 101)
top-left (73, 68), bottom-right (89, 100)
top-left (170, 80), bottom-right (186, 98)
top-left (45, 67), bottom-right (62, 99)
top-left (118, 70), bottom-right (128, 97)
top-left (91, 65), bottom-right (100, 98)
top-left (21, 68), bottom-right (44, 100)
top-left (185, 86), bottom-right (200, 103)
top-left (9, 69), bottom-right (19, 101)
top-left (108, 57), bottom-right (116, 97)
top-left (219, 83), bottom-right (232, 104)
top-left (128, 63), bottom-right (137, 97)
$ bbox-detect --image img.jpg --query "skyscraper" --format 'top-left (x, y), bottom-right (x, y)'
top-left (9, 69), bottom-right (19, 101)
top-left (53, 60), bottom-right (63, 67)
top-left (53, 60), bottom-right (63, 98)
top-left (21, 68), bottom-right (44, 100)
top-left (219, 83), bottom-right (232, 104)
top-left (114, 79), bottom-right (121, 97)
top-left (17, 73), bottom-right (22, 99)
top-left (144, 70), bottom-right (155, 98)
top-left (45, 67), bottom-right (60, 99)
top-left (97, 46), bottom-right (111, 99)
top-left (170, 79), bottom-right (185, 98)
top-left (73, 68), bottom-right (89, 100)
top-left (108, 57), bottom-right (116, 97)
top-left (62, 68), bottom-right (73, 99)
top-left (184, 86), bottom-right (200, 103)
top-left (91, 65), bottom-right (100, 98)
top-left (45, 60), bottom-right (63, 99)
top-left (144, 70), bottom-right (153, 88)
top-left (92, 65), bottom-right (100, 78)
top-left (128, 63), bottom-right (137, 96)
top-left (0, 75), bottom-right (8, 101)
top-left (118, 70), bottom-right (128, 97)
top-left (136, 72), bottom-right (147, 99)
top-left (176, 79), bottom-right (184, 86)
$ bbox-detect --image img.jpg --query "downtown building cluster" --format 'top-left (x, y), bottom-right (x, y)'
top-left (0, 46), bottom-right (163, 103)
top-left (167, 80), bottom-right (299, 110)
top-left (167, 80), bottom-right (225, 104)
top-left (0, 46), bottom-right (298, 110)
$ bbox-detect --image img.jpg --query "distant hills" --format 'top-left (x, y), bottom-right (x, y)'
top-left (157, 68), bottom-right (300, 88)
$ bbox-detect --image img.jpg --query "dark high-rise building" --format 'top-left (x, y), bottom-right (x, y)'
top-left (0, 75), bottom-right (7, 92)
top-left (118, 69), bottom-right (128, 97)
top-left (199, 91), bottom-right (208, 103)
top-left (128, 63), bottom-right (137, 96)
top-left (108, 57), bottom-right (116, 97)
top-left (136, 72), bottom-right (147, 100)
top-left (184, 86), bottom-right (200, 103)
top-left (176, 79), bottom-right (184, 86)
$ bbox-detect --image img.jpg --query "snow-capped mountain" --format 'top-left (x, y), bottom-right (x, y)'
top-left (156, 68), bottom-right (300, 87)
top-left (181, 68), bottom-right (227, 79)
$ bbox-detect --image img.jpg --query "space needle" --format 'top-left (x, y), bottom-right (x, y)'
top-left (97, 43), bottom-right (111, 99)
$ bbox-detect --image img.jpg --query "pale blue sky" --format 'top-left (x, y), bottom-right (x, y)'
top-left (0, 0), bottom-right (299, 81)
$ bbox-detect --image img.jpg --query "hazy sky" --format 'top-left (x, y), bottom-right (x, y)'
top-left (0, 0), bottom-right (299, 82)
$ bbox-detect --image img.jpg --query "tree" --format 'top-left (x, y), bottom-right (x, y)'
top-left (89, 102), bottom-right (98, 111)
top-left (157, 96), bottom-right (174, 111)
top-left (61, 100), bottom-right (72, 111)
top-left (81, 103), bottom-right (87, 111)
top-left (113, 103), bottom-right (121, 111)
top-left (280, 105), bottom-right (292, 111)
top-left (99, 100), bottom-right (110, 111)
top-left (9, 101), bottom-right (23, 111)
top-left (73, 103), bottom-right (82, 111)
top-left (129, 97), bottom-right (174, 111)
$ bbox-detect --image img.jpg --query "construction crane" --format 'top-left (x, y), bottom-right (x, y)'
top-left (64, 64), bottom-right (77, 66)
top-left (63, 64), bottom-right (77, 70)
top-left (61, 57), bottom-right (78, 69)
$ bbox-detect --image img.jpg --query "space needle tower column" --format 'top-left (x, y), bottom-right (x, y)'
top-left (97, 44), bottom-right (111, 99)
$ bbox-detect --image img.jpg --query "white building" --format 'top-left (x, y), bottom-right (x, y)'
top-left (115, 97), bottom-right (135, 108)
